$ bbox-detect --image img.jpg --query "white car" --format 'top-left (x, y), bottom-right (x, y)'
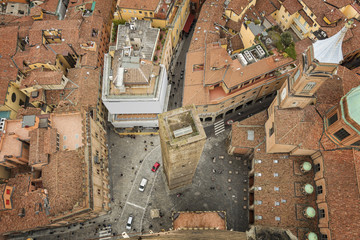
top-left (139, 178), bottom-right (148, 192)
top-left (126, 215), bottom-right (133, 230)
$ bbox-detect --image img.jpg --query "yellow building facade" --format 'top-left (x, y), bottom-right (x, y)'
top-left (0, 83), bottom-right (27, 119)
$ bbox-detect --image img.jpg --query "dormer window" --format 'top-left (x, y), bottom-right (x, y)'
top-left (351, 140), bottom-right (360, 146)
top-left (328, 113), bottom-right (338, 126)
top-left (333, 128), bottom-right (350, 141)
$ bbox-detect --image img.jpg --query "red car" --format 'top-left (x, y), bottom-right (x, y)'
top-left (152, 162), bottom-right (160, 172)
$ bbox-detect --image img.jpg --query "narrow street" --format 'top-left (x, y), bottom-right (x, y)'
top-left (167, 21), bottom-right (196, 111)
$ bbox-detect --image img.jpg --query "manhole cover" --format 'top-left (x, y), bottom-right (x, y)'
top-left (229, 171), bottom-right (232, 174)
top-left (203, 203), bottom-right (208, 208)
top-left (228, 179), bottom-right (232, 183)
top-left (229, 161), bottom-right (232, 164)
top-left (228, 187), bottom-right (232, 191)
top-left (235, 171), bottom-right (239, 175)
top-left (194, 192), bottom-right (201, 196)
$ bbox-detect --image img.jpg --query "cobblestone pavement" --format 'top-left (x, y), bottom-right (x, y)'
top-left (14, 125), bottom-right (249, 240)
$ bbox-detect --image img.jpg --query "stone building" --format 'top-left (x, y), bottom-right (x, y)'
top-left (0, 110), bottom-right (110, 236)
top-left (158, 105), bottom-right (206, 190)
top-left (228, 22), bottom-right (360, 240)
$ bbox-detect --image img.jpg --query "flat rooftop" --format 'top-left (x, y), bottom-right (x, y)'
top-left (173, 212), bottom-right (227, 230)
top-left (159, 105), bottom-right (206, 146)
top-left (116, 20), bottom-right (159, 61)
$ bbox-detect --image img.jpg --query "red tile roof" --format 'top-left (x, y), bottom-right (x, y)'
top-left (117, 0), bottom-right (160, 11)
top-left (282, 0), bottom-right (303, 15)
top-left (227, 0), bottom-right (252, 15)
top-left (321, 150), bottom-right (360, 240)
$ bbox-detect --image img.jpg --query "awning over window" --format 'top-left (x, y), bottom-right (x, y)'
top-left (183, 14), bottom-right (195, 33)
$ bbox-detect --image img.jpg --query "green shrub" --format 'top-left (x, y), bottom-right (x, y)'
top-left (254, 19), bottom-right (261, 25)
top-left (285, 44), bottom-right (297, 60)
top-left (154, 56), bottom-right (158, 61)
top-left (157, 45), bottom-right (160, 50)
top-left (159, 34), bottom-right (163, 40)
top-left (276, 41), bottom-right (284, 52)
top-left (281, 32), bottom-right (293, 48)
top-left (245, 20), bottom-right (251, 25)
top-left (269, 50), bottom-right (274, 55)
top-left (161, 39), bottom-right (165, 45)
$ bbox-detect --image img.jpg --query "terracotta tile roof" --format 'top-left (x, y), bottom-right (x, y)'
top-left (252, 151), bottom-right (318, 237)
top-left (229, 34), bottom-right (244, 52)
top-left (274, 105), bottom-right (325, 150)
top-left (0, 174), bottom-right (50, 233)
top-left (227, 0), bottom-right (251, 15)
top-left (16, 107), bottom-right (42, 119)
top-left (299, 9), bottom-right (313, 26)
top-left (321, 150), bottom-right (360, 240)
top-left (0, 26), bottom-right (18, 58)
top-left (117, 0), bottom-right (160, 11)
top-left (63, 68), bottom-right (101, 108)
top-left (0, 119), bottom-right (30, 164)
top-left (188, 0), bottom-right (226, 51)
top-left (225, 19), bottom-right (241, 32)
top-left (45, 68), bottom-right (101, 109)
top-left (29, 128), bottom-right (58, 166)
top-left (282, 0), bottom-right (303, 15)
top-left (21, 69), bottom-right (64, 88)
top-left (294, 38), bottom-right (312, 59)
top-left (184, 45), bottom-right (293, 106)
top-left (302, 0), bottom-right (341, 27)
top-left (323, 8), bottom-right (343, 23)
top-left (255, 0), bottom-right (280, 15)
top-left (13, 17), bottom-right (105, 69)
top-left (173, 212), bottom-right (226, 230)
top-left (203, 45), bottom-right (292, 88)
top-left (0, 59), bottom-right (17, 105)
top-left (13, 45), bottom-right (57, 69)
top-left (231, 111), bottom-right (268, 149)
top-left (66, 0), bottom-right (113, 22)
top-left (42, 149), bottom-right (86, 217)
top-left (325, 0), bottom-right (353, 8)
top-left (273, 66), bottom-right (360, 151)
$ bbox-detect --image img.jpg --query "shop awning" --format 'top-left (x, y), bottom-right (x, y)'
top-left (183, 14), bottom-right (195, 33)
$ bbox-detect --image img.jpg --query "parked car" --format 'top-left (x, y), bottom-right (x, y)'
top-left (126, 215), bottom-right (133, 230)
top-left (139, 178), bottom-right (148, 192)
top-left (152, 162), bottom-right (160, 172)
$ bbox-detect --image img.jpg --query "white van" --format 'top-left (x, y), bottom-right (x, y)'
top-left (139, 178), bottom-right (148, 192)
top-left (126, 215), bottom-right (133, 230)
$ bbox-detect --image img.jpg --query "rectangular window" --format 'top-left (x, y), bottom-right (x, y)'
top-left (301, 82), bottom-right (316, 93)
top-left (319, 209), bottom-right (325, 218)
top-left (320, 234), bottom-right (328, 240)
top-left (269, 127), bottom-right (274, 136)
top-left (134, 10), bottom-right (136, 13)
top-left (123, 9), bottom-right (126, 13)
top-left (139, 11), bottom-right (142, 14)
top-left (316, 185), bottom-right (323, 194)
top-left (315, 163), bottom-right (320, 173)
top-left (328, 113), bottom-right (338, 126)
top-left (351, 140), bottom-right (360, 146)
top-left (128, 10), bottom-right (132, 13)
top-left (334, 128), bottom-right (350, 141)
